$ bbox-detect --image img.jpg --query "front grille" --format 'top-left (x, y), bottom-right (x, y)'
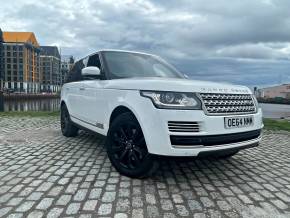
top-left (199, 93), bottom-right (256, 115)
top-left (170, 129), bottom-right (261, 146)
top-left (168, 121), bottom-right (200, 133)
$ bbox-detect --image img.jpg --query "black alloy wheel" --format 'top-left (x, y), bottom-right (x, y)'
top-left (106, 112), bottom-right (158, 178)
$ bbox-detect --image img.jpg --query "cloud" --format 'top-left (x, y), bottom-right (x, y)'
top-left (216, 43), bottom-right (290, 59)
top-left (1, 0), bottom-right (290, 87)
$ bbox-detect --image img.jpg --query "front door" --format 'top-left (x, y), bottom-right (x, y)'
top-left (65, 59), bottom-right (86, 120)
top-left (79, 53), bottom-right (107, 133)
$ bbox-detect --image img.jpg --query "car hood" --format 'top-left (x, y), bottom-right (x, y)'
top-left (102, 77), bottom-right (252, 94)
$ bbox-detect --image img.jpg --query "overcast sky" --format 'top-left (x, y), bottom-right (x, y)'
top-left (1, 0), bottom-right (290, 87)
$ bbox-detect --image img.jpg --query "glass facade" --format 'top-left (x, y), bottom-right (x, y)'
top-left (2, 33), bottom-right (65, 93)
top-left (3, 43), bottom-right (40, 93)
top-left (0, 29), bottom-right (3, 90)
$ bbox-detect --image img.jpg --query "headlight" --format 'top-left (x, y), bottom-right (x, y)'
top-left (140, 91), bottom-right (202, 110)
top-left (252, 95), bottom-right (260, 109)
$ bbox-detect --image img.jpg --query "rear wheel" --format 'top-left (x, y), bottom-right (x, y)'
top-left (61, 104), bottom-right (79, 137)
top-left (106, 112), bottom-right (158, 178)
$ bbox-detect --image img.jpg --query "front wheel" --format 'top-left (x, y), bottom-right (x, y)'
top-left (106, 112), bottom-right (158, 178)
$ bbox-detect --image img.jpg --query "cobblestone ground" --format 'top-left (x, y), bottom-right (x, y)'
top-left (0, 116), bottom-right (290, 218)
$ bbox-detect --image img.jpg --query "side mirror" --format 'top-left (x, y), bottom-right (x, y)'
top-left (183, 74), bottom-right (189, 79)
top-left (81, 66), bottom-right (101, 77)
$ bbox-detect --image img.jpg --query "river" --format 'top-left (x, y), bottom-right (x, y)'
top-left (3, 98), bottom-right (60, 112)
top-left (1, 99), bottom-right (290, 119)
top-left (260, 103), bottom-right (290, 119)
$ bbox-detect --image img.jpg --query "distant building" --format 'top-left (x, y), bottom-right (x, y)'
top-left (2, 31), bottom-right (40, 93)
top-left (0, 29), bottom-right (3, 90)
top-left (39, 46), bottom-right (61, 92)
top-left (257, 84), bottom-right (290, 99)
top-left (61, 55), bottom-right (74, 85)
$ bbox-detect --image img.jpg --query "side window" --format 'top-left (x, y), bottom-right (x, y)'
top-left (65, 60), bottom-right (85, 83)
top-left (83, 57), bottom-right (89, 67)
top-left (87, 54), bottom-right (101, 68)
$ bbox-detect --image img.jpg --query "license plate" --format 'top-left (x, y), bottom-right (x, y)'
top-left (224, 116), bottom-right (254, 129)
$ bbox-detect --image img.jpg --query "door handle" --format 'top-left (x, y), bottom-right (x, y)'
top-left (79, 87), bottom-right (85, 91)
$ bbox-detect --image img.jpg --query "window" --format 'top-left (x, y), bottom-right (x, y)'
top-left (83, 57), bottom-right (89, 66)
top-left (87, 54), bottom-right (101, 68)
top-left (102, 51), bottom-right (184, 79)
top-left (65, 60), bottom-right (85, 83)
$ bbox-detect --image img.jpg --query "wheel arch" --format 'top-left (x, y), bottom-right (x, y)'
top-left (109, 105), bottom-right (138, 127)
top-left (60, 100), bottom-right (66, 108)
top-left (60, 100), bottom-right (72, 116)
top-left (108, 104), bottom-right (150, 150)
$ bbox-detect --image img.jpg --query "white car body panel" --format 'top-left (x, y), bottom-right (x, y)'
top-left (61, 50), bottom-right (263, 157)
top-left (102, 77), bottom-right (251, 94)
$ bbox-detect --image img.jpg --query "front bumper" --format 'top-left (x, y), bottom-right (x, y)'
top-left (134, 97), bottom-right (264, 156)
top-left (170, 129), bottom-right (261, 147)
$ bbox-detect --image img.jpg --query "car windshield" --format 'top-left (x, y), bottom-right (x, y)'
top-left (102, 51), bottom-right (185, 79)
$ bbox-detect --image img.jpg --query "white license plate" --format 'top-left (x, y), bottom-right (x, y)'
top-left (224, 116), bottom-right (254, 129)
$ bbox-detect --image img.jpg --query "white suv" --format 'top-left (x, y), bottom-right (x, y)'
top-left (61, 50), bottom-right (263, 178)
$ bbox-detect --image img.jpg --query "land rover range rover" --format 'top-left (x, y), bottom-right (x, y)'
top-left (60, 50), bottom-right (263, 178)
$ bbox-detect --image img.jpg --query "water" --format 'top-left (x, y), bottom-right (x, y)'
top-left (3, 98), bottom-right (60, 112)
top-left (2, 98), bottom-right (290, 118)
top-left (260, 103), bottom-right (290, 119)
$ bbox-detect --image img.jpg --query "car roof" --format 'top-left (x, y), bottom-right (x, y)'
top-left (79, 49), bottom-right (157, 62)
top-left (99, 49), bottom-right (156, 56)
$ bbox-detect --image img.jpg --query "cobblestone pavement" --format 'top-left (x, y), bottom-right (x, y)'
top-left (0, 116), bottom-right (290, 218)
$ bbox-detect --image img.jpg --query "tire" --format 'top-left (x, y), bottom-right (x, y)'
top-left (216, 150), bottom-right (239, 159)
top-left (106, 112), bottom-right (158, 178)
top-left (60, 104), bottom-right (79, 137)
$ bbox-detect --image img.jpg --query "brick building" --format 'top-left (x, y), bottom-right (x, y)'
top-left (0, 29), bottom-right (3, 90)
top-left (257, 84), bottom-right (290, 99)
top-left (2, 32), bottom-right (40, 93)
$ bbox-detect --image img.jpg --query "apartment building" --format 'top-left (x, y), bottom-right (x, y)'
top-left (0, 29), bottom-right (3, 90)
top-left (39, 46), bottom-right (61, 92)
top-left (2, 32), bottom-right (40, 93)
top-left (257, 84), bottom-right (290, 99)
top-left (61, 55), bottom-right (74, 85)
